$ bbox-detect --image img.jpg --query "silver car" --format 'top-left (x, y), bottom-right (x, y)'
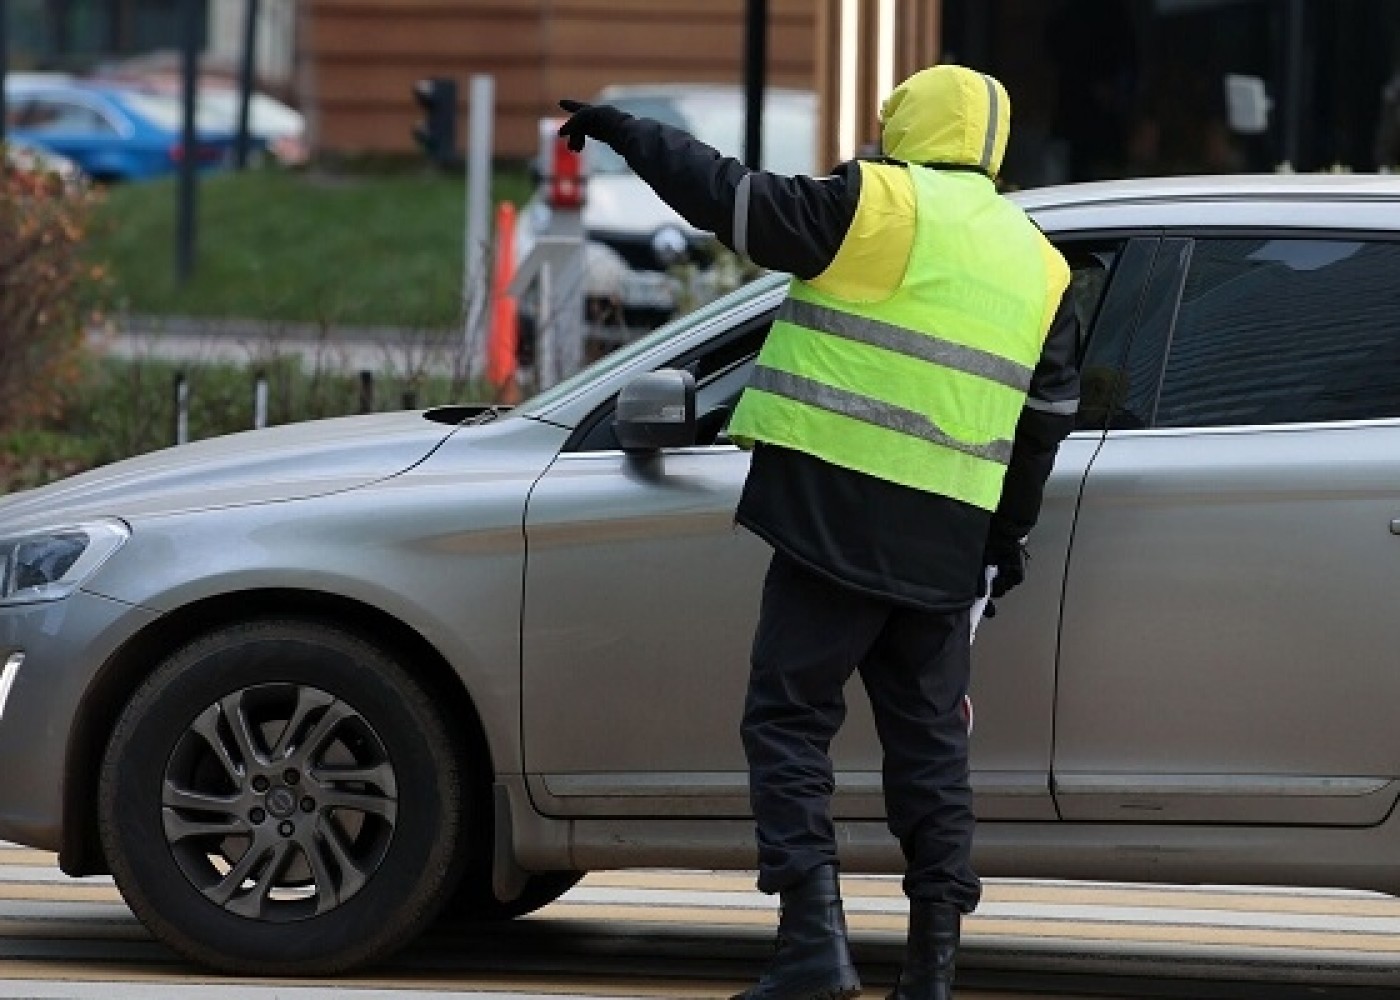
top-left (3, 175), bottom-right (1400, 974)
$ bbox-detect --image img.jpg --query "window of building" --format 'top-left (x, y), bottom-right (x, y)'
top-left (1155, 238), bottom-right (1400, 427)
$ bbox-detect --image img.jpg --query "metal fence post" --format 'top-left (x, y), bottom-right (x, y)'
top-left (463, 74), bottom-right (495, 383)
top-left (358, 370), bottom-right (374, 413)
top-left (253, 369), bottom-right (268, 429)
top-left (174, 371), bottom-right (190, 445)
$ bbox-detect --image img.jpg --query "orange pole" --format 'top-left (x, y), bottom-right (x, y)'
top-left (487, 202), bottom-right (521, 403)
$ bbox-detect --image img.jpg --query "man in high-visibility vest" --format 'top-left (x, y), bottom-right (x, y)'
top-left (560, 65), bottom-right (1079, 1000)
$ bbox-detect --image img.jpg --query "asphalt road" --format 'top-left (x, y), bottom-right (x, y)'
top-left (1, 843), bottom-right (1398, 999)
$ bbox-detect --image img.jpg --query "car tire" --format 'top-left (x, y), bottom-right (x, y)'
top-left (448, 869), bottom-right (584, 922)
top-left (98, 619), bottom-right (466, 975)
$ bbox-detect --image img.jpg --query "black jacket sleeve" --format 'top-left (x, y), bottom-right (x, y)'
top-left (986, 293), bottom-right (1082, 554)
top-left (604, 113), bottom-right (859, 279)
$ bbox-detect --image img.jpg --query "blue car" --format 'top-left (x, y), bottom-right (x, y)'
top-left (5, 82), bottom-right (254, 182)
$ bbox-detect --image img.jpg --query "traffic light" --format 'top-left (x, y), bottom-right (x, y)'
top-left (412, 77), bottom-right (458, 167)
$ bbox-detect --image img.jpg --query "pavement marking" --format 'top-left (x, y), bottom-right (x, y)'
top-left (1, 841), bottom-right (1398, 991)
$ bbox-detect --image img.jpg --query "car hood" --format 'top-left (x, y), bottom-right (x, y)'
top-left (0, 410), bottom-right (457, 531)
top-left (584, 173), bottom-right (702, 237)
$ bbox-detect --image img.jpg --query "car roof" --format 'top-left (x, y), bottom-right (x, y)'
top-left (1013, 173), bottom-right (1400, 210)
top-left (1013, 174), bottom-right (1400, 232)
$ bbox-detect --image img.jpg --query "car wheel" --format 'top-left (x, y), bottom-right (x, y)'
top-left (99, 619), bottom-right (466, 974)
top-left (449, 869), bottom-right (584, 922)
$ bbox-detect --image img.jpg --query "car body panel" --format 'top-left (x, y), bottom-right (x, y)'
top-left (0, 410), bottom-right (458, 532)
top-left (66, 417), bottom-right (570, 784)
top-left (522, 437), bottom-right (1100, 823)
top-left (1058, 419), bottom-right (1400, 825)
top-left (0, 591), bottom-right (159, 849)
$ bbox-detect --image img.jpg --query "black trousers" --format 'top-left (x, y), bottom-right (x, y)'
top-left (741, 551), bottom-right (981, 912)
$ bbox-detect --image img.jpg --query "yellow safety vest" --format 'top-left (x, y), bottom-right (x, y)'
top-left (729, 163), bottom-right (1069, 512)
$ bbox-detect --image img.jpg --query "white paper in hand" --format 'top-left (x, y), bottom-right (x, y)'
top-left (969, 566), bottom-right (998, 644)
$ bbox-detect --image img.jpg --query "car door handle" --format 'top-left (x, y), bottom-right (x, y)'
top-left (1392, 519), bottom-right (1400, 535)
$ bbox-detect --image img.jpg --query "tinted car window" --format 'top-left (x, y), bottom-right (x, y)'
top-left (1156, 238), bottom-right (1400, 427)
top-left (1054, 237), bottom-right (1155, 431)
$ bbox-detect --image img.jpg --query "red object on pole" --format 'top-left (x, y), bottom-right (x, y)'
top-left (547, 132), bottom-right (585, 209)
top-left (487, 201), bottom-right (521, 402)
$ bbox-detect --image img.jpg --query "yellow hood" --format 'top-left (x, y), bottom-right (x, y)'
top-left (880, 65), bottom-right (1010, 176)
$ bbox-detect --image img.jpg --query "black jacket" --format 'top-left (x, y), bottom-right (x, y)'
top-left (604, 113), bottom-right (1081, 611)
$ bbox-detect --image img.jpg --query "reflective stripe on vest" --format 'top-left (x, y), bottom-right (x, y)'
top-left (749, 366), bottom-right (1014, 465)
top-left (778, 298), bottom-right (1034, 393)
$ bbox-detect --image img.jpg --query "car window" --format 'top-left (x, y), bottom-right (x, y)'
top-left (1051, 237), bottom-right (1148, 431)
top-left (568, 315), bottom-right (773, 451)
top-left (1155, 238), bottom-right (1400, 428)
top-left (1061, 243), bottom-right (1120, 353)
top-left (18, 97), bottom-right (117, 135)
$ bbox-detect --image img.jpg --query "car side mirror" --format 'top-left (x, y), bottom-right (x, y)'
top-left (614, 370), bottom-right (697, 452)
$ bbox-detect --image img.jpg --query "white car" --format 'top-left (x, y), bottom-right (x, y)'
top-left (194, 88), bottom-right (308, 166)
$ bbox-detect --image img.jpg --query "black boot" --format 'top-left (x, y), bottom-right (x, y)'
top-left (888, 901), bottom-right (960, 1000)
top-left (733, 864), bottom-right (862, 1000)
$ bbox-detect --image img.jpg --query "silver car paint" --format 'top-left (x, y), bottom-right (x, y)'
top-left (521, 436), bottom-right (1101, 823)
top-left (0, 409), bottom-right (457, 532)
top-left (2, 175), bottom-right (1400, 896)
top-left (72, 417), bottom-right (571, 780)
top-left (0, 591), bottom-right (159, 847)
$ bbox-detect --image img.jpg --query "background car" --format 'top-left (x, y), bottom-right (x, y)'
top-left (192, 87), bottom-right (308, 166)
top-left (516, 83), bottom-right (818, 345)
top-left (3, 175), bottom-right (1400, 975)
top-left (91, 70), bottom-right (310, 168)
top-left (4, 80), bottom-right (255, 181)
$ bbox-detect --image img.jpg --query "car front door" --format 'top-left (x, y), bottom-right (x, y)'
top-left (521, 238), bottom-right (1143, 824)
top-left (1056, 233), bottom-right (1400, 826)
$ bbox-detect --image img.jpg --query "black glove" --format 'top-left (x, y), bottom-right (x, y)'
top-left (982, 538), bottom-right (1027, 599)
top-left (557, 99), bottom-right (630, 152)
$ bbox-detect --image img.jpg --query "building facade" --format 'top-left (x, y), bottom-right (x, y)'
top-left (302, 0), bottom-right (820, 163)
top-left (10, 0), bottom-right (1400, 183)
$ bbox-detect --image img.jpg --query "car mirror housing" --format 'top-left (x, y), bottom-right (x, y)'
top-left (614, 370), bottom-right (697, 452)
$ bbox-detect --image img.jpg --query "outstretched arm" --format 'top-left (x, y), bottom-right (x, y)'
top-left (557, 100), bottom-right (858, 279)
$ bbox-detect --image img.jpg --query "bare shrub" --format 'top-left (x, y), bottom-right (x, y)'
top-left (0, 156), bottom-right (105, 430)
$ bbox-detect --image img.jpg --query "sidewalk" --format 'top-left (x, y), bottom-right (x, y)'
top-left (91, 315), bottom-right (472, 376)
top-left (2, 844), bottom-right (1396, 990)
top-left (565, 871), bottom-right (1400, 988)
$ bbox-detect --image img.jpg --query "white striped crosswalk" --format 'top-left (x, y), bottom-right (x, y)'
top-left (0, 843), bottom-right (1396, 996)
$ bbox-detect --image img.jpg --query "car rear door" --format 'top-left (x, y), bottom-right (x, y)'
top-left (1056, 228), bottom-right (1400, 826)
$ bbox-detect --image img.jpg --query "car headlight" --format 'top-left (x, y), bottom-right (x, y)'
top-left (0, 520), bottom-right (130, 605)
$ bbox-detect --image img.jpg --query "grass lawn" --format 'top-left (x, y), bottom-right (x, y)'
top-left (87, 166), bottom-right (533, 329)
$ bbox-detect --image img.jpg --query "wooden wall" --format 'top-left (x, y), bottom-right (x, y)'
top-left (304, 0), bottom-right (818, 160)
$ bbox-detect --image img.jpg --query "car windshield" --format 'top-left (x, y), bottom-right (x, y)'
top-left (587, 92), bottom-right (817, 177)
